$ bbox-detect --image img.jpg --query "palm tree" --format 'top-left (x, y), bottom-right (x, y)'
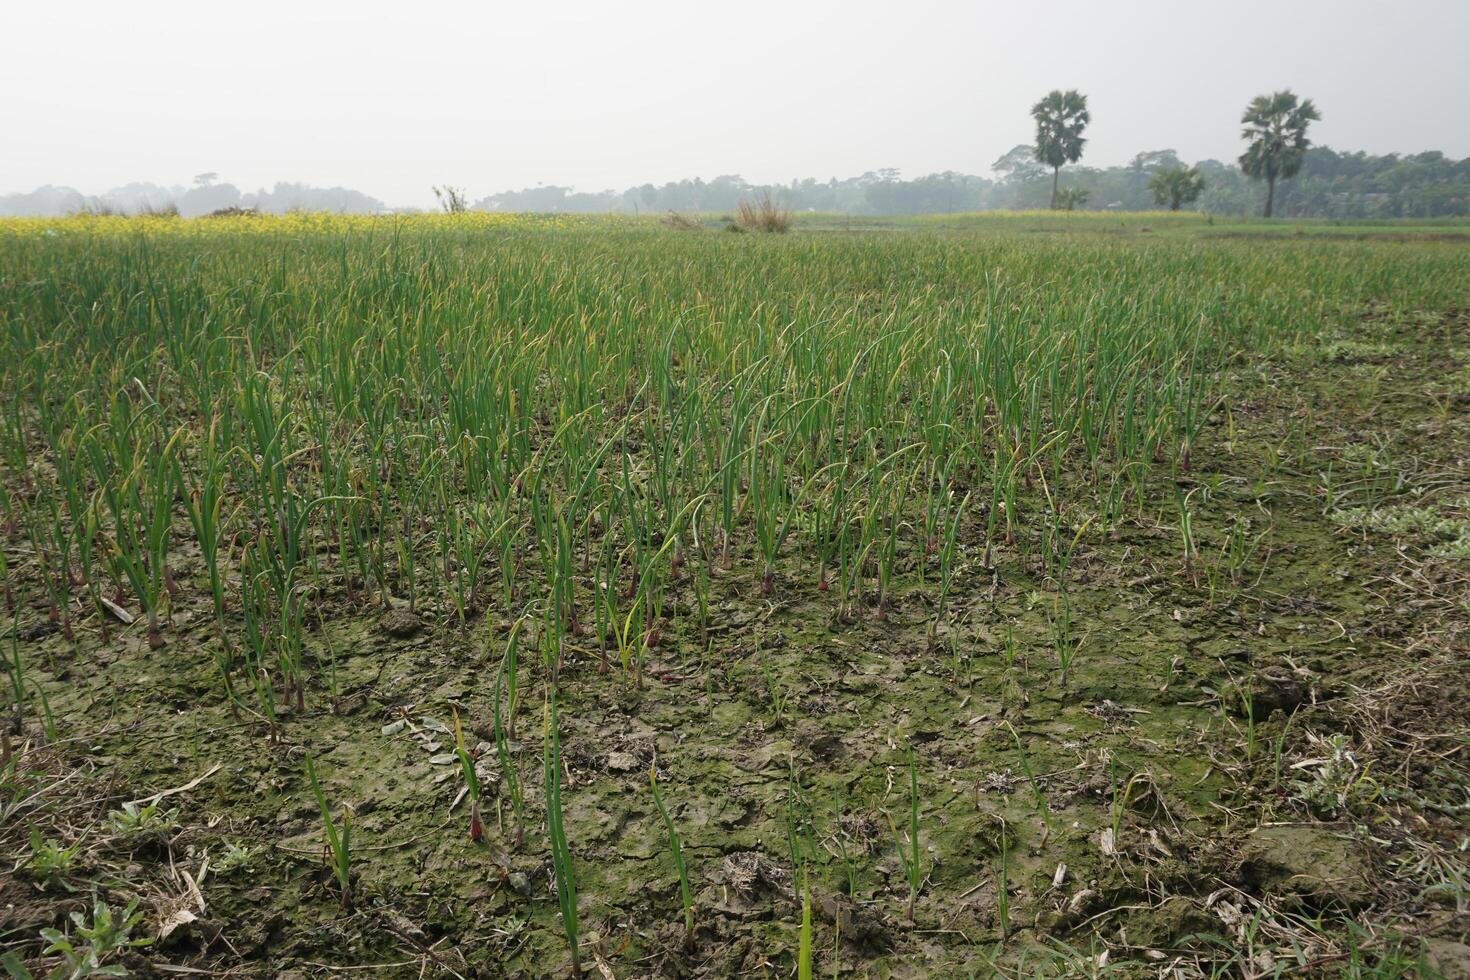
top-left (1239, 91), bottom-right (1320, 217)
top-left (1148, 166), bottom-right (1205, 211)
top-left (1031, 90), bottom-right (1090, 210)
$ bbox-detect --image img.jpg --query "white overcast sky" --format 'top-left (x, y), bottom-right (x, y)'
top-left (3, 0), bottom-right (1467, 208)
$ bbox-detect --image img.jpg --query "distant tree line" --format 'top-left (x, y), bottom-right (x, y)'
top-left (472, 146), bottom-right (1469, 219)
top-left (0, 173), bottom-right (385, 218)
top-left (5, 150), bottom-right (1468, 220)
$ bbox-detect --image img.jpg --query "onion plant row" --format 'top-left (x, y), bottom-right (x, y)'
top-left (1, 220), bottom-right (1465, 963)
top-left (2, 225), bottom-right (1462, 705)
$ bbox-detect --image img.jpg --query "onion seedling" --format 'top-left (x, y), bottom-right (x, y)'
top-left (303, 754), bottom-right (352, 909)
top-left (543, 691), bottom-right (581, 976)
top-left (798, 867), bottom-right (814, 980)
top-left (996, 818), bottom-right (1011, 939)
top-left (649, 759), bottom-right (694, 939)
top-left (929, 491), bottom-right (970, 650)
top-left (1005, 722), bottom-right (1054, 835)
top-left (453, 709), bottom-right (482, 842)
top-left (886, 744), bottom-right (922, 921)
top-left (1049, 595), bottom-right (1082, 690)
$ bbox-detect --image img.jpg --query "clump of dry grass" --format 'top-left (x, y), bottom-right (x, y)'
top-left (433, 185), bottom-right (469, 214)
top-left (204, 206), bottom-right (259, 219)
top-left (736, 192), bottom-right (792, 233)
top-left (74, 201), bottom-right (181, 218)
top-left (662, 211), bottom-right (703, 231)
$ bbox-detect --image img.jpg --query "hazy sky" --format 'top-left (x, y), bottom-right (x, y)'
top-left (3, 0), bottom-right (1467, 208)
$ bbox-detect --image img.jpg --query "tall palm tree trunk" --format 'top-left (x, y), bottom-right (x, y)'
top-left (1264, 176), bottom-right (1276, 218)
top-left (1050, 167), bottom-right (1060, 210)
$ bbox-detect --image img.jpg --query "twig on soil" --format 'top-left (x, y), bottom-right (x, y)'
top-left (127, 763), bottom-right (222, 808)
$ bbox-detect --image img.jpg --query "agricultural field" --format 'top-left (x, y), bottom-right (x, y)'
top-left (1, 212), bottom-right (1468, 978)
